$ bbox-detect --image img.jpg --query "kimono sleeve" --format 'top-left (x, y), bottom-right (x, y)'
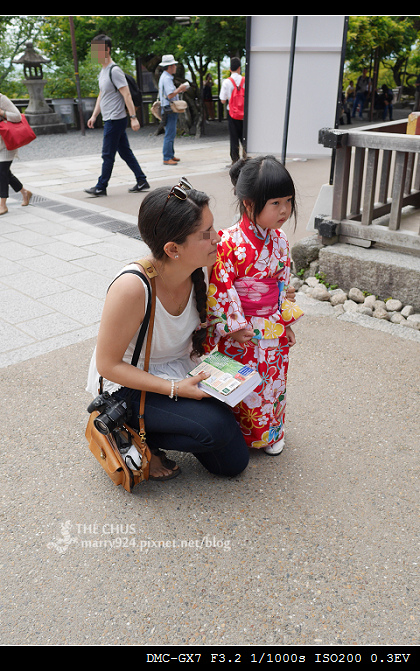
top-left (205, 235), bottom-right (249, 351)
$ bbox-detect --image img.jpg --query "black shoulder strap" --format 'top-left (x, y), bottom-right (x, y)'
top-left (106, 268), bottom-right (152, 367)
top-left (109, 64), bottom-right (117, 90)
top-left (128, 271), bottom-right (152, 368)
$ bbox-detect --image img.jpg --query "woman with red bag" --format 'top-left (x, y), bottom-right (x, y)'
top-left (0, 93), bottom-right (32, 215)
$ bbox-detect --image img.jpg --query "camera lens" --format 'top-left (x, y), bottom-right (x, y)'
top-left (94, 415), bottom-right (111, 434)
top-left (93, 398), bottom-right (128, 435)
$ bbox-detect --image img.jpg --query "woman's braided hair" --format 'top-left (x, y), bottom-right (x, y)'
top-left (138, 186), bottom-right (209, 358)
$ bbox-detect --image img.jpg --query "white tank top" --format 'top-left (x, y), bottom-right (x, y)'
top-left (86, 263), bottom-right (207, 396)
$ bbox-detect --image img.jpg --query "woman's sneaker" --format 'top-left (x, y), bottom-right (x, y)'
top-left (264, 437), bottom-right (285, 455)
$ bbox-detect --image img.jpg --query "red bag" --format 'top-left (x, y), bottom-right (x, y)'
top-left (0, 114), bottom-right (36, 151)
top-left (228, 76), bottom-right (245, 120)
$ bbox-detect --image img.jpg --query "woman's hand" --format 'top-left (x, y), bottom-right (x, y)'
top-left (177, 371), bottom-right (212, 400)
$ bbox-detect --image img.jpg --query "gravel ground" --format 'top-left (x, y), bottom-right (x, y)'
top-left (17, 105), bottom-right (410, 162)
top-left (18, 120), bottom-right (230, 161)
top-left (1, 314), bottom-right (419, 648)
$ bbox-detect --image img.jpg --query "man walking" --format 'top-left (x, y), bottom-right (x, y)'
top-left (219, 57), bottom-right (246, 164)
top-left (84, 34), bottom-right (149, 196)
top-left (158, 54), bottom-right (189, 165)
top-left (352, 68), bottom-right (370, 119)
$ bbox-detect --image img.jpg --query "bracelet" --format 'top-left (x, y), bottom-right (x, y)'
top-left (169, 379), bottom-right (175, 399)
top-left (169, 379), bottom-right (179, 400)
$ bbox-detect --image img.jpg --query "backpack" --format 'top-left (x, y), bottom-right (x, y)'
top-left (228, 76), bottom-right (245, 120)
top-left (109, 64), bottom-right (142, 108)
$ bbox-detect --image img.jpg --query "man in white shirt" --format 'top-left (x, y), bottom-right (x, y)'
top-left (158, 54), bottom-right (189, 165)
top-left (220, 57), bottom-right (246, 164)
top-left (84, 34), bottom-right (149, 196)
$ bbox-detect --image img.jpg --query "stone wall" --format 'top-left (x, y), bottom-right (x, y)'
top-left (318, 244), bottom-right (420, 312)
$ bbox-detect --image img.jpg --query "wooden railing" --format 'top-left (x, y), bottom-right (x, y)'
top-left (316, 120), bottom-right (420, 253)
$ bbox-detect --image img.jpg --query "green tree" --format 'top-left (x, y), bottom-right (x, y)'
top-left (38, 15), bottom-right (246, 86)
top-left (346, 16), bottom-right (420, 93)
top-left (0, 16), bottom-right (45, 94)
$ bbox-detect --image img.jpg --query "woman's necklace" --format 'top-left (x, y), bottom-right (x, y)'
top-left (155, 262), bottom-right (192, 315)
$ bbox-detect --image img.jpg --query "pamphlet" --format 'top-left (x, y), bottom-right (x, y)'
top-left (189, 351), bottom-right (261, 407)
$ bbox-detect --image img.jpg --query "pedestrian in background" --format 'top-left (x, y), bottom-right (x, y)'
top-left (219, 57), bottom-right (246, 165)
top-left (352, 68), bottom-right (369, 119)
top-left (84, 34), bottom-right (149, 197)
top-left (0, 92), bottom-right (32, 215)
top-left (203, 73), bottom-right (215, 121)
top-left (158, 55), bottom-right (190, 165)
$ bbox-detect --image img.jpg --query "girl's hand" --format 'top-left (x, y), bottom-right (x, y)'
top-left (177, 371), bottom-right (212, 399)
top-left (285, 285), bottom-right (296, 302)
top-left (286, 326), bottom-right (296, 347)
top-left (230, 327), bottom-right (255, 344)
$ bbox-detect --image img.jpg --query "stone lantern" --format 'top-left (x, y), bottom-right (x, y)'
top-left (13, 42), bottom-right (66, 135)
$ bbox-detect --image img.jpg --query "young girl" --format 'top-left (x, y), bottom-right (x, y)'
top-left (206, 155), bottom-right (304, 455)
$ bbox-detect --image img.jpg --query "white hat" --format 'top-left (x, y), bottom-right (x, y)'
top-left (159, 54), bottom-right (178, 67)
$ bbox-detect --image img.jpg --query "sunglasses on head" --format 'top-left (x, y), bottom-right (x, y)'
top-left (153, 177), bottom-right (193, 236)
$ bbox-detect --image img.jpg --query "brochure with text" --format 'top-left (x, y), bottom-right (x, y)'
top-left (189, 351), bottom-right (261, 407)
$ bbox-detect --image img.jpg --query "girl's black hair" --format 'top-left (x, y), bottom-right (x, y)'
top-left (138, 186), bottom-right (209, 357)
top-left (229, 155), bottom-right (297, 229)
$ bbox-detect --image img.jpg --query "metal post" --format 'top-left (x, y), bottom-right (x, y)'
top-left (243, 16), bottom-right (252, 154)
top-left (135, 56), bottom-right (144, 126)
top-left (69, 16), bottom-right (85, 135)
top-left (281, 16), bottom-right (298, 165)
top-left (329, 16), bottom-right (349, 184)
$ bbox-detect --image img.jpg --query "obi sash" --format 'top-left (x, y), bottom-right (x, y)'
top-left (235, 277), bottom-right (279, 317)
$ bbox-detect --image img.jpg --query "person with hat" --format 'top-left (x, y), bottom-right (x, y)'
top-left (158, 55), bottom-right (189, 165)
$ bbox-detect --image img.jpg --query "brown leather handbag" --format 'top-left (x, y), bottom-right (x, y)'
top-left (85, 260), bottom-right (157, 493)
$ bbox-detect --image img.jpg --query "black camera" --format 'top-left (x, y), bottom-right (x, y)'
top-left (87, 391), bottom-right (129, 435)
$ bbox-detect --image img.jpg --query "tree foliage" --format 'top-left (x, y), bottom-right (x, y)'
top-left (0, 16), bottom-right (45, 93)
top-left (39, 15), bottom-right (246, 87)
top-left (4, 15), bottom-right (419, 104)
top-left (1, 15), bottom-right (246, 100)
top-left (346, 16), bottom-right (420, 90)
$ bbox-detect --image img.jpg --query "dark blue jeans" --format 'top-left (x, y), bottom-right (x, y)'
top-left (352, 92), bottom-right (366, 118)
top-left (96, 117), bottom-right (147, 190)
top-left (113, 387), bottom-right (249, 477)
top-left (162, 108), bottom-right (178, 162)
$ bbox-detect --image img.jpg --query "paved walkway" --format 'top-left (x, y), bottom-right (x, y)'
top-left (0, 133), bottom-right (235, 367)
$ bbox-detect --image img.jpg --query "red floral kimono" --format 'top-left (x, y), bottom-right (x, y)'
top-left (205, 214), bottom-right (304, 449)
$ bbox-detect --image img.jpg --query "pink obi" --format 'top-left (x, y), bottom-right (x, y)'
top-left (235, 277), bottom-right (279, 317)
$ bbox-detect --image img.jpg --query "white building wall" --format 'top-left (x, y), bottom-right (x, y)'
top-left (246, 15), bottom-right (346, 158)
